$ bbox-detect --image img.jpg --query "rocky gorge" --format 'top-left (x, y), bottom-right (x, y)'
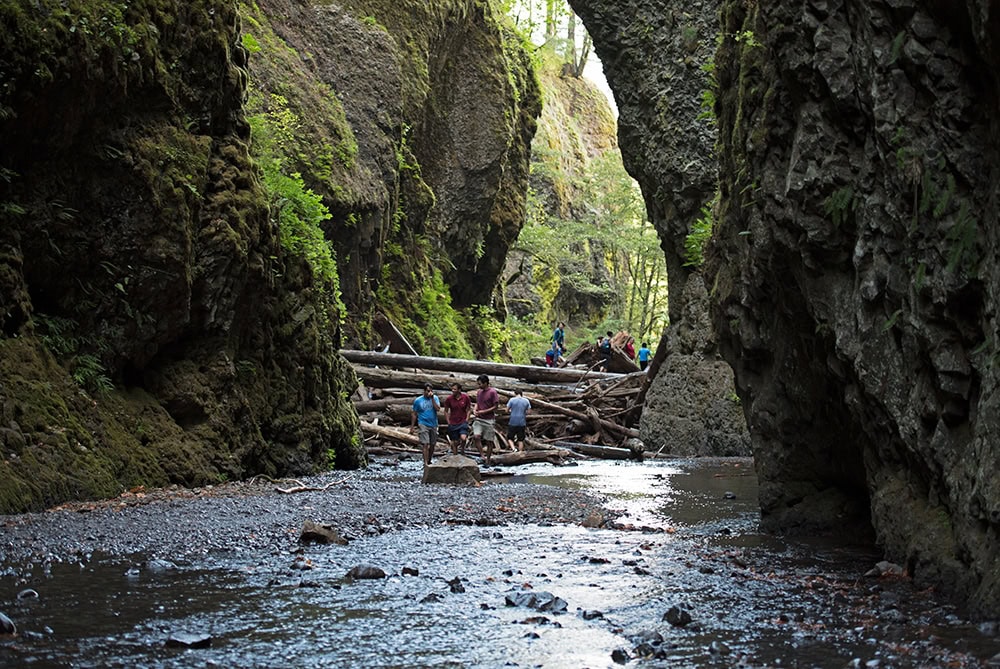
top-left (570, 0), bottom-right (1000, 617)
top-left (1, 0), bottom-right (998, 624)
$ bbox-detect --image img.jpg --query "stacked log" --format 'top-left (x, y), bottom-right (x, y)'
top-left (343, 350), bottom-right (647, 464)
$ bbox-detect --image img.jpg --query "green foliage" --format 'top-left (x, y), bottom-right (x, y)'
top-left (36, 315), bottom-right (80, 356)
top-left (71, 354), bottom-right (114, 394)
top-left (242, 33), bottom-right (262, 53)
top-left (946, 203), bottom-right (979, 274)
top-left (882, 308), bottom-right (904, 332)
top-left (823, 186), bottom-right (856, 228)
top-left (684, 202), bottom-right (714, 268)
top-left (697, 61), bottom-right (717, 125)
top-left (889, 31), bottom-right (906, 64)
top-left (34, 315), bottom-right (113, 393)
top-left (248, 93), bottom-right (345, 320)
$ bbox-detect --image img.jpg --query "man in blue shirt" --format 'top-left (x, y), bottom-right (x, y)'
top-left (505, 389), bottom-right (531, 452)
top-left (638, 342), bottom-right (652, 371)
top-left (410, 383), bottom-right (441, 466)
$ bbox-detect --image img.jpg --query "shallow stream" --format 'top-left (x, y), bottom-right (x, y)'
top-left (1, 459), bottom-right (998, 668)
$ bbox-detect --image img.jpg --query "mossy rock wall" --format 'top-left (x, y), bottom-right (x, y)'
top-left (244, 0), bottom-right (541, 350)
top-left (506, 65), bottom-right (619, 323)
top-left (0, 0), bottom-right (364, 513)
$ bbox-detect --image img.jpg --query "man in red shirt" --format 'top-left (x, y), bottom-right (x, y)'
top-left (442, 382), bottom-right (471, 455)
top-left (471, 374), bottom-right (500, 465)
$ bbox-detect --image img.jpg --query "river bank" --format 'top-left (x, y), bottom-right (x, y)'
top-left (1, 456), bottom-right (999, 668)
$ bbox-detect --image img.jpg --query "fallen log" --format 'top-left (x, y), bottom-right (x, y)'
top-left (360, 420), bottom-right (421, 447)
top-left (340, 350), bottom-right (621, 383)
top-left (553, 440), bottom-right (642, 461)
top-left (354, 366), bottom-right (569, 396)
top-left (495, 389), bottom-right (640, 440)
top-left (490, 450), bottom-right (568, 466)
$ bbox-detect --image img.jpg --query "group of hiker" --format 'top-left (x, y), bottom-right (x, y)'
top-left (547, 323), bottom-right (652, 372)
top-left (409, 375), bottom-right (530, 468)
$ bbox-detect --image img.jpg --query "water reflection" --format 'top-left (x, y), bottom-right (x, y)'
top-left (1, 459), bottom-right (998, 668)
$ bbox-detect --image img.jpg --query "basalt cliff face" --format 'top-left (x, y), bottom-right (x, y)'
top-left (0, 0), bottom-right (538, 512)
top-left (573, 0), bottom-right (1000, 616)
top-left (568, 0), bottom-right (748, 457)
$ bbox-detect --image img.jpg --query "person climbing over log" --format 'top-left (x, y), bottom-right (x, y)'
top-left (598, 331), bottom-right (613, 372)
top-left (623, 335), bottom-right (636, 361)
top-left (471, 374), bottom-right (500, 466)
top-left (409, 383), bottom-right (441, 467)
top-left (504, 389), bottom-right (531, 452)
top-left (443, 382), bottom-right (472, 455)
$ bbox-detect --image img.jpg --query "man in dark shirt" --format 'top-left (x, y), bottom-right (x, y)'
top-left (443, 382), bottom-right (471, 455)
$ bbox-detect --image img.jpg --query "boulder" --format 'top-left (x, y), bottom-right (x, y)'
top-left (421, 454), bottom-right (481, 485)
top-left (300, 520), bottom-right (349, 545)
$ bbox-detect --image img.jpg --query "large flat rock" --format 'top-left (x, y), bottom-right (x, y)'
top-left (421, 454), bottom-right (481, 486)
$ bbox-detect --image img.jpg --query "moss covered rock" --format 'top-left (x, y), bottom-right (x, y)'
top-left (0, 0), bottom-right (363, 513)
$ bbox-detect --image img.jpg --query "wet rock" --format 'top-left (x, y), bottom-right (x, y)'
top-left (16, 588), bottom-right (38, 600)
top-left (524, 631), bottom-right (540, 638)
top-left (420, 593), bottom-right (443, 603)
top-left (299, 521), bottom-right (349, 545)
top-left (291, 557), bottom-right (314, 571)
top-left (632, 630), bottom-right (663, 646)
top-left (124, 566), bottom-right (141, 578)
top-left (166, 632), bottom-right (212, 648)
top-left (505, 591), bottom-right (568, 613)
top-left (146, 558), bottom-right (178, 573)
top-left (723, 491), bottom-right (737, 499)
top-left (0, 612), bottom-right (15, 635)
top-left (709, 640), bottom-right (730, 655)
top-left (402, 566), bottom-right (419, 576)
top-left (582, 510), bottom-right (605, 528)
top-left (663, 604), bottom-right (693, 627)
top-left (587, 556), bottom-right (610, 564)
top-left (582, 610), bottom-right (604, 620)
top-left (346, 564), bottom-right (386, 580)
top-left (864, 561), bottom-right (904, 578)
top-left (611, 648), bottom-right (630, 664)
top-left (421, 455), bottom-right (481, 486)
top-left (521, 616), bottom-right (561, 626)
top-left (447, 576), bottom-right (465, 593)
top-left (633, 641), bottom-right (656, 657)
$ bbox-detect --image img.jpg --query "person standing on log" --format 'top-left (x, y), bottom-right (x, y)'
top-left (551, 321), bottom-right (566, 354)
top-left (471, 374), bottom-right (500, 465)
top-left (443, 382), bottom-right (471, 455)
top-left (505, 389), bottom-right (531, 452)
top-left (409, 383), bottom-right (441, 467)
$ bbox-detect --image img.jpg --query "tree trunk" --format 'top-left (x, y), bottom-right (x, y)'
top-left (340, 350), bottom-right (620, 383)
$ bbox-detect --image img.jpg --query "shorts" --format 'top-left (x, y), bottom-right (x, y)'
top-left (507, 424), bottom-right (526, 442)
top-left (472, 418), bottom-right (495, 442)
top-left (417, 424), bottom-right (438, 447)
top-left (639, 360), bottom-right (649, 370)
top-left (447, 422), bottom-right (470, 440)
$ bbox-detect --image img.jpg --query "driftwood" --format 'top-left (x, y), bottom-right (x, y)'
top-left (360, 420), bottom-right (420, 447)
top-left (355, 366), bottom-right (567, 396)
top-left (490, 450), bottom-right (568, 466)
top-left (495, 388), bottom-right (640, 440)
top-left (554, 440), bottom-right (642, 461)
top-left (372, 312), bottom-right (418, 356)
top-left (350, 350), bottom-right (647, 461)
top-left (340, 350), bottom-right (620, 383)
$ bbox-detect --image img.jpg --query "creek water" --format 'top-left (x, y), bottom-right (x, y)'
top-left (1, 459), bottom-right (997, 668)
